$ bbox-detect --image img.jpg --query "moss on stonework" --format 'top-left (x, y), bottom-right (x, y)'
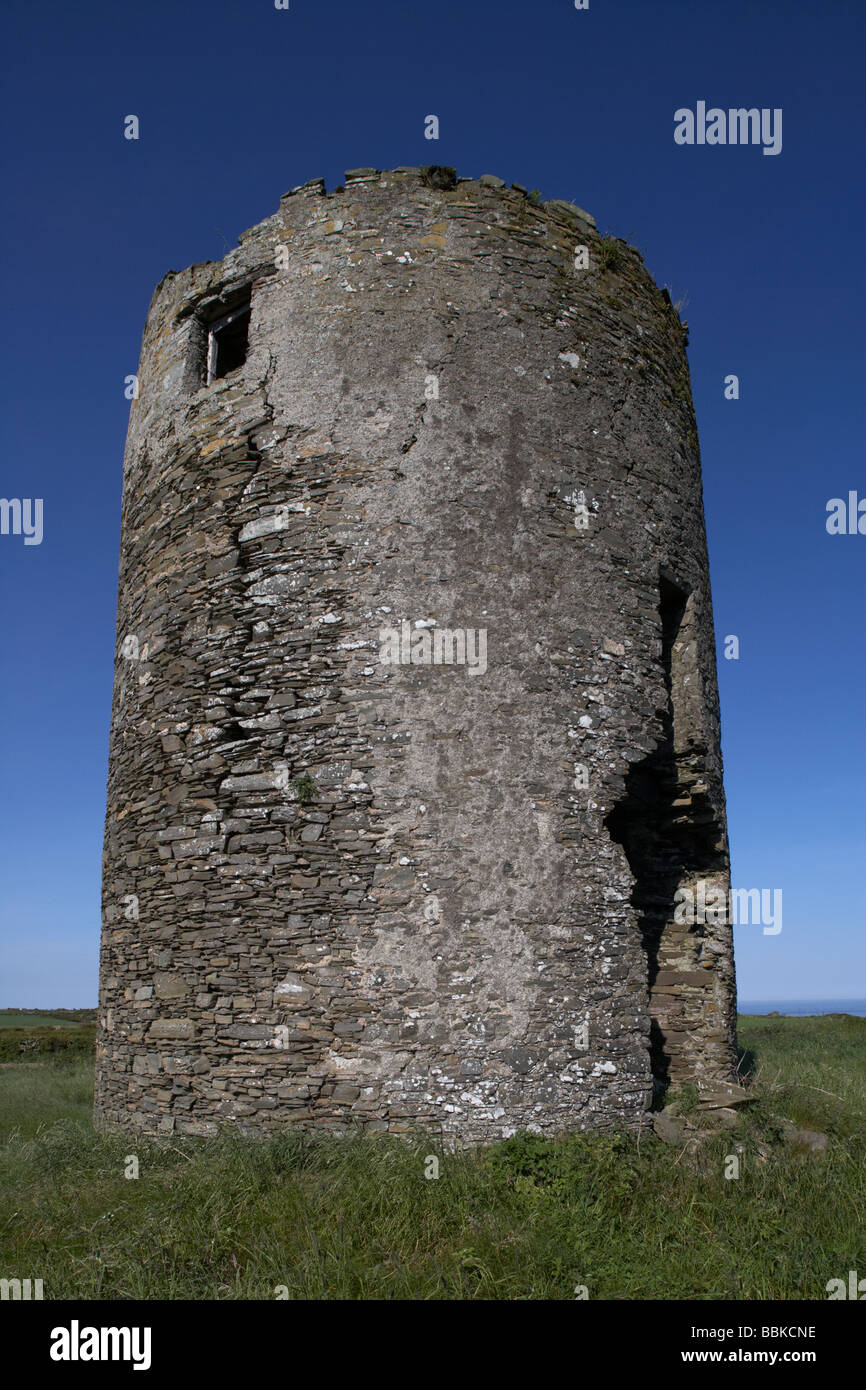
top-left (291, 773), bottom-right (317, 806)
top-left (598, 237), bottom-right (623, 274)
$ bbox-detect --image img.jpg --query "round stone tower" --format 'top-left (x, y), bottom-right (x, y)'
top-left (95, 167), bottom-right (737, 1142)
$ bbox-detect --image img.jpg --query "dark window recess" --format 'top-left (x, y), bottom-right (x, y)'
top-left (207, 301), bottom-right (251, 383)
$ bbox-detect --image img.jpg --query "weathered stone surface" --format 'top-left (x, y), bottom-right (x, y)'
top-left (653, 1109), bottom-right (687, 1144)
top-left (154, 973), bottom-right (189, 1000)
top-left (545, 199), bottom-right (597, 228)
top-left (777, 1119), bottom-right (829, 1155)
top-left (709, 1106), bottom-right (742, 1128)
top-left (148, 1020), bottom-right (195, 1041)
top-left (698, 1083), bottom-right (752, 1108)
top-left (222, 1024), bottom-right (271, 1041)
top-left (94, 168), bottom-right (736, 1144)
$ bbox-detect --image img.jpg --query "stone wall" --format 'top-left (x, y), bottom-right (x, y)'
top-left (95, 167), bottom-right (737, 1142)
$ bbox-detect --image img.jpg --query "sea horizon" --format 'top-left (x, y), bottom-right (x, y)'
top-left (738, 999), bottom-right (866, 1018)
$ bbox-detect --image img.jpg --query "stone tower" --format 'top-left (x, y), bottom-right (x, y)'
top-left (95, 167), bottom-right (737, 1142)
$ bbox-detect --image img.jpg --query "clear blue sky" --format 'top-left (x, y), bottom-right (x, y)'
top-left (1, 0), bottom-right (863, 1006)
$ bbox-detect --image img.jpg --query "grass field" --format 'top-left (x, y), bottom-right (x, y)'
top-left (0, 1011), bottom-right (86, 1029)
top-left (0, 1014), bottom-right (863, 1300)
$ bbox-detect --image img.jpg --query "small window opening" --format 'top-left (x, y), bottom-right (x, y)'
top-left (207, 298), bottom-right (251, 383)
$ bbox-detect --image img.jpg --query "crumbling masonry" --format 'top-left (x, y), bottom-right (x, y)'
top-left (95, 167), bottom-right (738, 1142)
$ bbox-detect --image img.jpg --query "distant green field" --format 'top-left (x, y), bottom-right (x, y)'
top-left (0, 1011), bottom-right (83, 1029)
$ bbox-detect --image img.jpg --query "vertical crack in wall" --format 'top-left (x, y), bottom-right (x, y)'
top-left (605, 574), bottom-right (730, 1094)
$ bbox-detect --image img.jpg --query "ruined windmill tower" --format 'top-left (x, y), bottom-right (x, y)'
top-left (95, 167), bottom-right (737, 1141)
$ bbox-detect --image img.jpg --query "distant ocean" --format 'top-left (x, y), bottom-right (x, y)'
top-left (738, 999), bottom-right (866, 1018)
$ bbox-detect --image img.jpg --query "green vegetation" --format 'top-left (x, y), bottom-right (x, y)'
top-left (291, 773), bottom-right (317, 806)
top-left (735, 1012), bottom-right (865, 1140)
top-left (0, 1026), bottom-right (97, 1062)
top-left (0, 1010), bottom-right (97, 1062)
top-left (0, 1015), bottom-right (862, 1299)
top-left (597, 236), bottom-right (623, 273)
top-left (0, 1009), bottom-right (95, 1028)
top-left (0, 1056), bottom-right (95, 1140)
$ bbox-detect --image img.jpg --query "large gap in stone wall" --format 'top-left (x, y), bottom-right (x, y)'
top-left (605, 574), bottom-right (727, 1094)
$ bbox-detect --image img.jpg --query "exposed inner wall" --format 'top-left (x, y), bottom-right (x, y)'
top-left (96, 169), bottom-right (737, 1142)
top-left (606, 579), bottom-right (736, 1092)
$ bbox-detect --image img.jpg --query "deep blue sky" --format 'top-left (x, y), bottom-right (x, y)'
top-left (1, 0), bottom-right (863, 1006)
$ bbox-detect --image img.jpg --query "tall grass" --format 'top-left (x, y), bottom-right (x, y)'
top-left (0, 1017), bottom-right (862, 1300)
